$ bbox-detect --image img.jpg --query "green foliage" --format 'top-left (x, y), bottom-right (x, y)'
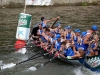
top-left (82, 2), bottom-right (88, 6)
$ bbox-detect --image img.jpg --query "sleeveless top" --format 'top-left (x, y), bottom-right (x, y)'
top-left (66, 32), bottom-right (72, 40)
top-left (55, 28), bottom-right (61, 34)
top-left (74, 35), bottom-right (78, 44)
top-left (41, 21), bottom-right (47, 28)
top-left (63, 47), bottom-right (74, 56)
top-left (80, 32), bottom-right (91, 51)
top-left (54, 40), bottom-right (61, 50)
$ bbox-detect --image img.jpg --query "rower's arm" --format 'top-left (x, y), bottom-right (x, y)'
top-left (45, 16), bottom-right (60, 23)
top-left (42, 33), bottom-right (47, 39)
top-left (84, 34), bottom-right (91, 44)
top-left (72, 44), bottom-right (77, 52)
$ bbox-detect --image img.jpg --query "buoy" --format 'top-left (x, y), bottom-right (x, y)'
top-left (16, 13), bottom-right (32, 40)
top-left (14, 40), bottom-right (26, 50)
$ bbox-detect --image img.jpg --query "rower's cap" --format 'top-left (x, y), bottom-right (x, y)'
top-left (81, 31), bottom-right (86, 37)
top-left (66, 26), bottom-right (72, 29)
top-left (74, 29), bottom-right (81, 33)
top-left (56, 22), bottom-right (61, 27)
top-left (64, 26), bottom-right (67, 30)
top-left (55, 34), bottom-right (61, 40)
top-left (92, 25), bottom-right (98, 31)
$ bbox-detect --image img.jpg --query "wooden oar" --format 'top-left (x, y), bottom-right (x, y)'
top-left (50, 18), bottom-right (59, 28)
top-left (43, 53), bottom-right (59, 66)
top-left (16, 52), bottom-right (49, 65)
top-left (16, 52), bottom-right (41, 65)
top-left (1, 52), bottom-right (49, 70)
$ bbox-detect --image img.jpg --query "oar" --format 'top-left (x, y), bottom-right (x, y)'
top-left (1, 52), bottom-right (49, 70)
top-left (50, 18), bottom-right (59, 28)
top-left (16, 52), bottom-right (42, 65)
top-left (43, 53), bottom-right (58, 66)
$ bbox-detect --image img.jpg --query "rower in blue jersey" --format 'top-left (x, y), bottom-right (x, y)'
top-left (54, 34), bottom-right (61, 51)
top-left (50, 34), bottom-right (61, 54)
top-left (41, 28), bottom-right (51, 42)
top-left (50, 31), bottom-right (56, 44)
top-left (40, 28), bottom-right (51, 49)
top-left (76, 25), bottom-right (98, 58)
top-left (59, 41), bottom-right (80, 59)
top-left (37, 26), bottom-right (47, 43)
top-left (75, 31), bottom-right (91, 58)
top-left (64, 26), bottom-right (74, 41)
top-left (73, 29), bottom-right (81, 51)
top-left (41, 16), bottom-right (60, 28)
top-left (88, 34), bottom-right (99, 56)
top-left (54, 22), bottom-right (63, 35)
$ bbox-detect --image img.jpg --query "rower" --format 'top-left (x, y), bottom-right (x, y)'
top-left (54, 22), bottom-right (63, 35)
top-left (73, 29), bottom-right (81, 51)
top-left (40, 28), bottom-right (51, 49)
top-left (71, 31), bottom-right (88, 58)
top-left (59, 41), bottom-right (80, 59)
top-left (50, 34), bottom-right (61, 54)
top-left (79, 25), bottom-right (98, 57)
top-left (64, 26), bottom-right (74, 41)
top-left (41, 16), bottom-right (60, 28)
top-left (88, 33), bottom-right (99, 56)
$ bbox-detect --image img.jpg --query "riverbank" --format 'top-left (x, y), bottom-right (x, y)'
top-left (0, 0), bottom-right (100, 8)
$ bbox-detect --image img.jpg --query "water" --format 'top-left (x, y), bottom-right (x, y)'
top-left (0, 6), bottom-right (100, 75)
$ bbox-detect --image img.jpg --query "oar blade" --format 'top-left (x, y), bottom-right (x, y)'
top-left (1, 63), bottom-right (16, 70)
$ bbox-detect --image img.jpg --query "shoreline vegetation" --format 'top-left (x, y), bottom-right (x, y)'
top-left (0, 2), bottom-right (99, 8)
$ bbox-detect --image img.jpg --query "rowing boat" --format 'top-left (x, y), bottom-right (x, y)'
top-left (31, 25), bottom-right (100, 72)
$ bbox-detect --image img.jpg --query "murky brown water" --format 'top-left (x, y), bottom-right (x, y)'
top-left (0, 6), bottom-right (100, 75)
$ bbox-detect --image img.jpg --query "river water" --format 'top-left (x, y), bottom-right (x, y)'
top-left (0, 6), bottom-right (100, 75)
